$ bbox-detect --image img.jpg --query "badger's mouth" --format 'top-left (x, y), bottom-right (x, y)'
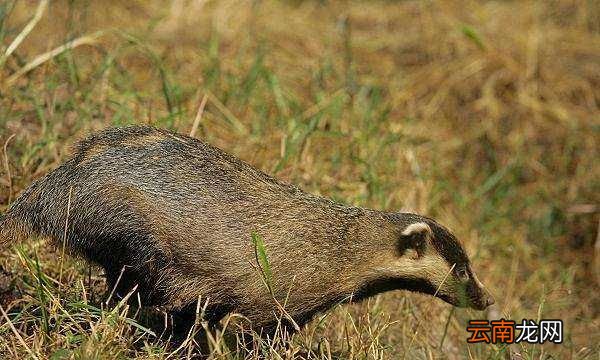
top-left (438, 293), bottom-right (493, 310)
top-left (436, 281), bottom-right (495, 310)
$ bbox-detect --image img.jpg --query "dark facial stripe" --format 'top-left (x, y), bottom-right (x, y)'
top-left (424, 219), bottom-right (470, 268)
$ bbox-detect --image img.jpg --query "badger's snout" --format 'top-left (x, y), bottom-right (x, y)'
top-left (466, 273), bottom-right (495, 310)
top-left (469, 290), bottom-right (495, 310)
top-left (438, 272), bottom-right (495, 310)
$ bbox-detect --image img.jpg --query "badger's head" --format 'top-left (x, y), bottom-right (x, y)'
top-left (369, 213), bottom-right (494, 310)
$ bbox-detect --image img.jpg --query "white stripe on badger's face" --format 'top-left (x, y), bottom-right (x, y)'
top-left (384, 250), bottom-right (457, 294)
top-left (471, 272), bottom-right (485, 289)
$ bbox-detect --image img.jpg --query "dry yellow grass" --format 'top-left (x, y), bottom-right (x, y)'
top-left (0, 0), bottom-right (598, 358)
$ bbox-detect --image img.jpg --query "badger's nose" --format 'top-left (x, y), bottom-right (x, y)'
top-left (485, 295), bottom-right (495, 307)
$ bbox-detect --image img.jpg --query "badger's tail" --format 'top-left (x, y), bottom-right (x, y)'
top-left (0, 180), bottom-right (43, 249)
top-left (1, 166), bottom-right (73, 250)
top-left (0, 211), bottom-right (32, 249)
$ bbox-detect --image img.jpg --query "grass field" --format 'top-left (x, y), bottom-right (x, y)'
top-left (0, 0), bottom-right (598, 358)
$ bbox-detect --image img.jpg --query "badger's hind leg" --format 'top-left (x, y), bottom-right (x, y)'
top-left (164, 302), bottom-right (231, 339)
top-left (66, 225), bottom-right (171, 309)
top-left (96, 245), bottom-right (174, 308)
top-left (103, 263), bottom-right (146, 303)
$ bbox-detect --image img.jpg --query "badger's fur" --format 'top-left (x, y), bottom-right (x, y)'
top-left (0, 126), bottom-right (493, 332)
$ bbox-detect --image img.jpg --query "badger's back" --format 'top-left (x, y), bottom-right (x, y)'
top-left (2, 126), bottom-right (298, 244)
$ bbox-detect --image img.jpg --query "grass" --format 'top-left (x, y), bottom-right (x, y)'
top-left (0, 0), bottom-right (599, 358)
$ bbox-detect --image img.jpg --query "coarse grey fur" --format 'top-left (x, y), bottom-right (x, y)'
top-left (0, 126), bottom-right (493, 333)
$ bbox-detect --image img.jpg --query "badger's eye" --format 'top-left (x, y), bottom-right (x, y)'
top-left (456, 267), bottom-right (469, 281)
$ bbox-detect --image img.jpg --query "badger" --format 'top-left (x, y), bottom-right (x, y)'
top-left (0, 126), bottom-right (493, 333)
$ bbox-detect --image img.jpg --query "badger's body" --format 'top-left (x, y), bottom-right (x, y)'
top-left (1, 126), bottom-right (493, 331)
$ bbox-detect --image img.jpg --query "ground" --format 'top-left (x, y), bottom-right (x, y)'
top-left (0, 0), bottom-right (598, 359)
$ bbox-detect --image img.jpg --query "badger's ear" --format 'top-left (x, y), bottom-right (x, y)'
top-left (399, 222), bottom-right (433, 257)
